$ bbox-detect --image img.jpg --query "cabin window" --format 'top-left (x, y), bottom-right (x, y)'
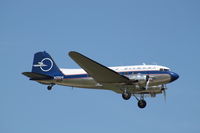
top-left (126, 72), bottom-right (129, 75)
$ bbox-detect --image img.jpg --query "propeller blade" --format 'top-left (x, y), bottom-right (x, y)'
top-left (163, 89), bottom-right (166, 102)
top-left (145, 75), bottom-right (150, 90)
top-left (162, 84), bottom-right (167, 103)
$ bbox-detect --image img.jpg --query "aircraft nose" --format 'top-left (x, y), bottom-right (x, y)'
top-left (170, 72), bottom-right (179, 82)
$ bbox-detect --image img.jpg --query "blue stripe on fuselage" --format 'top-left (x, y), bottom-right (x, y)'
top-left (63, 70), bottom-right (170, 79)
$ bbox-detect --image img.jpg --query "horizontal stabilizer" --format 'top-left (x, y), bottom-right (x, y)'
top-left (22, 72), bottom-right (53, 80)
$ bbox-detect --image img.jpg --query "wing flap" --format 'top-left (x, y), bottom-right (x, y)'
top-left (69, 51), bottom-right (130, 83)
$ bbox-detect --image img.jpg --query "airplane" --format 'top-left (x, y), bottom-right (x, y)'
top-left (22, 51), bottom-right (179, 108)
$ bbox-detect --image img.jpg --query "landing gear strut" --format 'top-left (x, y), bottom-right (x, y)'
top-left (122, 91), bottom-right (131, 100)
top-left (47, 83), bottom-right (55, 90)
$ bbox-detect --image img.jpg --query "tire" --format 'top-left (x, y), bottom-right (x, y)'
top-left (47, 86), bottom-right (52, 90)
top-left (138, 100), bottom-right (147, 108)
top-left (122, 92), bottom-right (131, 100)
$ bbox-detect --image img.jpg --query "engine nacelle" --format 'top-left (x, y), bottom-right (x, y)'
top-left (128, 73), bottom-right (148, 84)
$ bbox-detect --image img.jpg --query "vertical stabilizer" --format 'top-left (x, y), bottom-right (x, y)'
top-left (32, 51), bottom-right (63, 77)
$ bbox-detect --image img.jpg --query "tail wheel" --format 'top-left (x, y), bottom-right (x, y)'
top-left (47, 86), bottom-right (52, 90)
top-left (122, 92), bottom-right (131, 100)
top-left (47, 83), bottom-right (55, 91)
top-left (138, 100), bottom-right (147, 108)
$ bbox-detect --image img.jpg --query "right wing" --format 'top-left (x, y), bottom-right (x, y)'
top-left (69, 51), bottom-right (130, 84)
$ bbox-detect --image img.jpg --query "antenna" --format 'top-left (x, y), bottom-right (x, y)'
top-left (152, 62), bottom-right (158, 65)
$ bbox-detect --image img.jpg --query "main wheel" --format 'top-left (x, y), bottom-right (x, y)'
top-left (138, 100), bottom-right (147, 108)
top-left (122, 92), bottom-right (131, 100)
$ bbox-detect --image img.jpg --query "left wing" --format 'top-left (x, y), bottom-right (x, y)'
top-left (69, 51), bottom-right (130, 84)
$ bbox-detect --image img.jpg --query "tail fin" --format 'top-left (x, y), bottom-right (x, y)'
top-left (32, 51), bottom-right (63, 77)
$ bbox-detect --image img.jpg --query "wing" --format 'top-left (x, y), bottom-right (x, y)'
top-left (69, 51), bottom-right (130, 84)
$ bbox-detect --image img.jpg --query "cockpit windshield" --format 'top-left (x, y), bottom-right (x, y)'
top-left (160, 68), bottom-right (169, 71)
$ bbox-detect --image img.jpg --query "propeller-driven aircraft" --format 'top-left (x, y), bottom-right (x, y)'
top-left (23, 51), bottom-right (179, 108)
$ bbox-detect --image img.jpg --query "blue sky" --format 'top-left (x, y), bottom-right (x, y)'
top-left (1, 0), bottom-right (200, 132)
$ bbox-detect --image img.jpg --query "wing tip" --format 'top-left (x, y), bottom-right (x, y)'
top-left (69, 51), bottom-right (83, 58)
top-left (69, 51), bottom-right (77, 56)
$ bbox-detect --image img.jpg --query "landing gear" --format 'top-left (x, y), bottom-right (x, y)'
top-left (47, 86), bottom-right (52, 90)
top-left (47, 83), bottom-right (55, 90)
top-left (137, 100), bottom-right (147, 108)
top-left (120, 88), bottom-right (147, 108)
top-left (132, 94), bottom-right (147, 109)
top-left (122, 91), bottom-right (131, 100)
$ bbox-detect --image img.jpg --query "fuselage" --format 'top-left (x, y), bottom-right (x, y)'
top-left (37, 65), bottom-right (179, 94)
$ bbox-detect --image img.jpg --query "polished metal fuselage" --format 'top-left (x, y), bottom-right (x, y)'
top-left (37, 72), bottom-right (172, 95)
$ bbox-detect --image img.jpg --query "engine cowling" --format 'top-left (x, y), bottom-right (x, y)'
top-left (128, 73), bottom-right (148, 84)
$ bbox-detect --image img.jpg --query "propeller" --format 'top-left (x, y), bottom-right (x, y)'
top-left (161, 84), bottom-right (167, 102)
top-left (145, 75), bottom-right (150, 90)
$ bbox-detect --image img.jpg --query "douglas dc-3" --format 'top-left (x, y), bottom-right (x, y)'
top-left (23, 51), bottom-right (179, 108)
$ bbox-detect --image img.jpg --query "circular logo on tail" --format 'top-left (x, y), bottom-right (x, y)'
top-left (40, 58), bottom-right (53, 72)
